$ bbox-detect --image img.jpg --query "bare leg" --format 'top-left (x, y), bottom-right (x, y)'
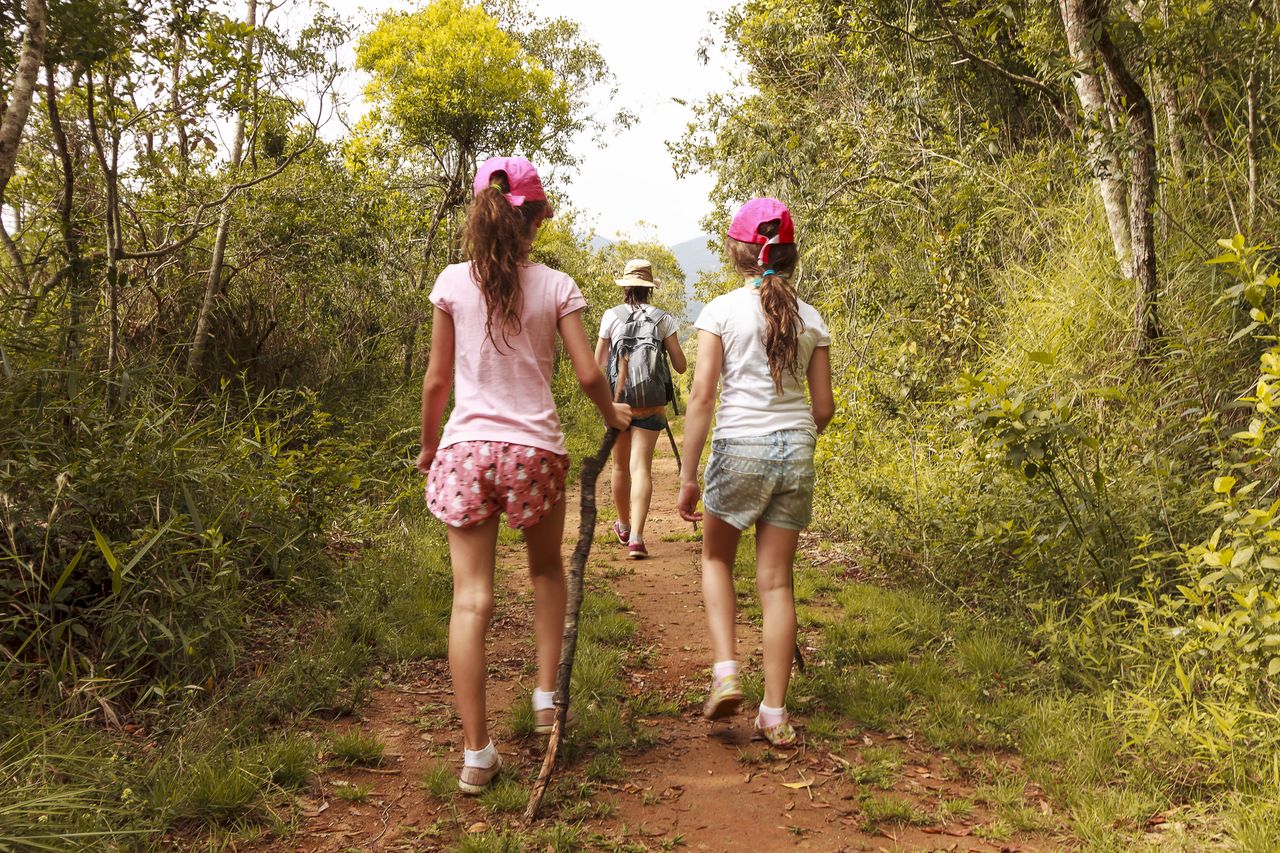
top-left (522, 498), bottom-right (567, 693)
top-left (627, 427), bottom-right (663, 542)
top-left (701, 513), bottom-right (742, 664)
top-left (611, 429), bottom-right (633, 530)
top-left (447, 516), bottom-right (500, 750)
top-left (755, 522), bottom-right (800, 709)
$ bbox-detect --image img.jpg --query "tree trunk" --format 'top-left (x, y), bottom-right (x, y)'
top-left (85, 71), bottom-right (125, 388)
top-left (1152, 0), bottom-right (1185, 179)
top-left (1059, 0), bottom-right (1133, 278)
top-left (0, 0), bottom-right (48, 200)
top-left (46, 64), bottom-right (91, 401)
top-left (1154, 71), bottom-right (1184, 179)
top-left (1090, 0), bottom-right (1162, 354)
top-left (400, 194), bottom-right (454, 383)
top-left (187, 0), bottom-right (256, 377)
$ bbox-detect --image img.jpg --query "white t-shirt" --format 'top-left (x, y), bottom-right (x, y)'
top-left (694, 285), bottom-right (831, 439)
top-left (597, 304), bottom-right (680, 342)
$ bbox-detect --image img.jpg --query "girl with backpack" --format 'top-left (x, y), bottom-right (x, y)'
top-left (677, 198), bottom-right (834, 747)
top-left (595, 258), bottom-right (687, 559)
top-left (416, 156), bottom-right (631, 793)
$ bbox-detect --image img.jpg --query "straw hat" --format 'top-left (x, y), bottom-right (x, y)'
top-left (614, 258), bottom-right (658, 288)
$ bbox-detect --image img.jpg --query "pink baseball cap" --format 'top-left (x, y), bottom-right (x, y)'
top-left (473, 156), bottom-right (553, 217)
top-left (728, 197), bottom-right (794, 264)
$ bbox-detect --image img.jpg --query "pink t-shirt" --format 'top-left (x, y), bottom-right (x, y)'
top-left (429, 261), bottom-right (587, 455)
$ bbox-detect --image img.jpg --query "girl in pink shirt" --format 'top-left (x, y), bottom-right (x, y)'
top-left (416, 156), bottom-right (631, 794)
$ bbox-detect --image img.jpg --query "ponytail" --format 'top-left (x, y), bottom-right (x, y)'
top-left (464, 173), bottom-right (547, 350)
top-left (725, 232), bottom-right (801, 392)
top-left (758, 272), bottom-right (802, 392)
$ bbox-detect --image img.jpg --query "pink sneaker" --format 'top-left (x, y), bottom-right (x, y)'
top-left (628, 540), bottom-right (648, 559)
top-left (703, 674), bottom-right (744, 720)
top-left (613, 521), bottom-right (630, 546)
top-left (458, 754), bottom-right (502, 795)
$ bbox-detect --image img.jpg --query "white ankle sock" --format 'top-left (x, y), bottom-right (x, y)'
top-left (532, 688), bottom-right (555, 712)
top-left (463, 740), bottom-right (497, 769)
top-left (757, 702), bottom-right (786, 727)
top-left (713, 660), bottom-right (738, 681)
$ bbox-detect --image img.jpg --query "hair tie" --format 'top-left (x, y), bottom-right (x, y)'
top-left (752, 269), bottom-right (787, 288)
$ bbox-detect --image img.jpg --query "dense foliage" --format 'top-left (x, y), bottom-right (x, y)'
top-left (679, 0), bottom-right (1280, 830)
top-left (5, 0), bottom-right (1280, 845)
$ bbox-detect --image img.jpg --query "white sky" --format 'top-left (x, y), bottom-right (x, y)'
top-left (315, 0), bottom-right (743, 245)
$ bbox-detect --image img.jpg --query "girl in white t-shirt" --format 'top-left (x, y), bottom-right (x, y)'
top-left (595, 258), bottom-right (687, 558)
top-left (677, 198), bottom-right (834, 746)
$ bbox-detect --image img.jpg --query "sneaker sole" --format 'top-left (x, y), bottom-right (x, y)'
top-left (458, 756), bottom-right (501, 795)
top-left (458, 777), bottom-right (490, 795)
top-left (703, 693), bottom-right (744, 720)
top-left (534, 711), bottom-right (576, 735)
top-left (753, 728), bottom-right (798, 747)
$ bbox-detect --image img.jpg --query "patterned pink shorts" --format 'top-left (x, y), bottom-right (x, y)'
top-left (426, 441), bottom-right (569, 530)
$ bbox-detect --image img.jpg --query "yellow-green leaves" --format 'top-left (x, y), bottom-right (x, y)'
top-left (356, 0), bottom-right (568, 158)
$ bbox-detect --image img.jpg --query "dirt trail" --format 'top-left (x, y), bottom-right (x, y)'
top-left (262, 437), bottom-right (1063, 852)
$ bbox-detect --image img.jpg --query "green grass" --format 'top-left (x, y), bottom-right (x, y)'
top-left (329, 730), bottom-right (385, 766)
top-left (860, 793), bottom-right (930, 828)
top-left (581, 591), bottom-right (636, 647)
top-left (421, 761), bottom-right (457, 798)
top-left (480, 777), bottom-right (528, 814)
top-left (332, 780), bottom-right (373, 802)
top-left (584, 751), bottom-right (625, 782)
top-left (260, 733), bottom-right (316, 790)
top-left (456, 828), bottom-right (532, 853)
top-left (844, 745), bottom-right (902, 790)
top-left (804, 713), bottom-right (843, 742)
top-left (572, 646), bottom-right (625, 702)
top-left (937, 796), bottom-right (975, 822)
top-left (1227, 797), bottom-right (1280, 852)
top-left (955, 630), bottom-right (1028, 687)
top-left (631, 691), bottom-right (681, 718)
top-left (169, 753), bottom-right (265, 826)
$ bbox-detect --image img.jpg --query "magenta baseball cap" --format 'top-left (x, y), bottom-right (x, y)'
top-left (728, 197), bottom-right (794, 264)
top-left (473, 156), bottom-right (553, 217)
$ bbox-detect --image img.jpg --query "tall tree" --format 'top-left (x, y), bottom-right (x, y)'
top-left (187, 0), bottom-right (256, 376)
top-left (1059, 0), bottom-right (1133, 277)
top-left (0, 0), bottom-right (48, 287)
top-left (356, 0), bottom-right (607, 377)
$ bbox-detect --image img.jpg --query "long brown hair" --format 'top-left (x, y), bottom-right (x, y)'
top-left (465, 171), bottom-right (547, 350)
top-left (726, 221), bottom-right (801, 392)
top-left (623, 286), bottom-right (652, 309)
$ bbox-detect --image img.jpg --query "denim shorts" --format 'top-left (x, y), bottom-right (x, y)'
top-left (703, 430), bottom-right (816, 531)
top-left (630, 413), bottom-right (667, 432)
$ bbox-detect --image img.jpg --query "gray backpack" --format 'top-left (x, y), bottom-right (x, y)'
top-left (607, 305), bottom-right (672, 409)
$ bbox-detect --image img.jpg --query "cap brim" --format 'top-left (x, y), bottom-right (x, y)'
top-left (615, 279), bottom-right (657, 287)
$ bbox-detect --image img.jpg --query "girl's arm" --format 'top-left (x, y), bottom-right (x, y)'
top-left (807, 346), bottom-right (835, 434)
top-left (594, 336), bottom-right (611, 373)
top-left (677, 330), bottom-right (723, 521)
top-left (416, 306), bottom-right (455, 473)
top-left (560, 309), bottom-right (632, 431)
top-left (663, 334), bottom-right (687, 374)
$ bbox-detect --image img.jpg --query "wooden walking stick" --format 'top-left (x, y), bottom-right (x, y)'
top-left (524, 355), bottom-right (629, 824)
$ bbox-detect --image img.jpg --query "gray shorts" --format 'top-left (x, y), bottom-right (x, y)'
top-left (703, 430), bottom-right (816, 531)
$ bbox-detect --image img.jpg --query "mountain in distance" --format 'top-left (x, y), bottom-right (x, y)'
top-left (669, 235), bottom-right (719, 323)
top-left (589, 233), bottom-right (721, 324)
